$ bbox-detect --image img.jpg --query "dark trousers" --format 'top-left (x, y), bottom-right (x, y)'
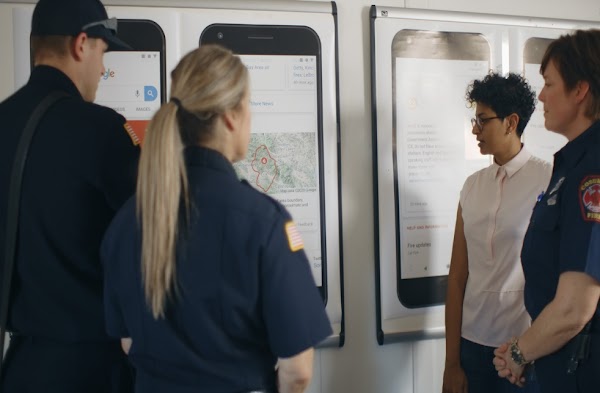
top-left (575, 333), bottom-right (600, 393)
top-left (534, 332), bottom-right (600, 393)
top-left (0, 335), bottom-right (133, 393)
top-left (461, 337), bottom-right (540, 393)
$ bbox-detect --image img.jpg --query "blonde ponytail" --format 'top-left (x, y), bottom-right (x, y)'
top-left (137, 101), bottom-right (189, 319)
top-left (137, 45), bottom-right (248, 319)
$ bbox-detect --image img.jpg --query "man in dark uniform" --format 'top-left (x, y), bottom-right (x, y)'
top-left (493, 29), bottom-right (600, 393)
top-left (0, 0), bottom-right (139, 392)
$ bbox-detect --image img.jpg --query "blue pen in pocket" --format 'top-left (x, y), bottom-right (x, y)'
top-left (537, 191), bottom-right (545, 202)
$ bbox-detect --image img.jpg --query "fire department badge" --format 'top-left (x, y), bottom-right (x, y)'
top-left (580, 176), bottom-right (600, 222)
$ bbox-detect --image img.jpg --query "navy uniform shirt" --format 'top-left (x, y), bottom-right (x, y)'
top-left (521, 120), bottom-right (600, 392)
top-left (0, 66), bottom-right (140, 342)
top-left (102, 146), bottom-right (332, 393)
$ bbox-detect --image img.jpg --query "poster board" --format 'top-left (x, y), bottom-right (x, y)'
top-left (371, 5), bottom-right (599, 344)
top-left (3, 0), bottom-right (343, 347)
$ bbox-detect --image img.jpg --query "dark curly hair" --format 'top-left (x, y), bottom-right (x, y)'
top-left (466, 72), bottom-right (537, 137)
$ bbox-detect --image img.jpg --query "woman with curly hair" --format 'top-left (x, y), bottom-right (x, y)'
top-left (442, 72), bottom-right (550, 393)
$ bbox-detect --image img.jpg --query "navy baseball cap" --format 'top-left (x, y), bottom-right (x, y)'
top-left (31, 0), bottom-right (131, 51)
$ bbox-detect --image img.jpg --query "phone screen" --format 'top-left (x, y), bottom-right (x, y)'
top-left (236, 54), bottom-right (322, 287)
top-left (95, 51), bottom-right (161, 142)
top-left (94, 19), bottom-right (166, 143)
top-left (200, 25), bottom-right (325, 294)
top-left (392, 30), bottom-right (491, 307)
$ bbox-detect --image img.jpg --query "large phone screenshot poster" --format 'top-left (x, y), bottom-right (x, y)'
top-left (200, 25), bottom-right (325, 292)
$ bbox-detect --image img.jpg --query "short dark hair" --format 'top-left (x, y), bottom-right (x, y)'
top-left (466, 72), bottom-right (537, 137)
top-left (540, 29), bottom-right (600, 120)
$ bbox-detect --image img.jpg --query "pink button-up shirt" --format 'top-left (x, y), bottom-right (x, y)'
top-left (460, 147), bottom-right (552, 347)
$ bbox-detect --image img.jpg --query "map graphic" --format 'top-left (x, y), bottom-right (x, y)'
top-left (235, 132), bottom-right (318, 194)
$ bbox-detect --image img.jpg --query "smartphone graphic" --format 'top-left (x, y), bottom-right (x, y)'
top-left (200, 24), bottom-right (326, 301)
top-left (95, 19), bottom-right (166, 143)
top-left (392, 30), bottom-right (491, 307)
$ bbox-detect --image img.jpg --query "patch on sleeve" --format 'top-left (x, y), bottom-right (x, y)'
top-left (123, 122), bottom-right (140, 146)
top-left (579, 176), bottom-right (600, 222)
top-left (285, 221), bottom-right (304, 252)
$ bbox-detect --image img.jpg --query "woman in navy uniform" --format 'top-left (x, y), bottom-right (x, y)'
top-left (493, 29), bottom-right (600, 393)
top-left (101, 45), bottom-right (332, 393)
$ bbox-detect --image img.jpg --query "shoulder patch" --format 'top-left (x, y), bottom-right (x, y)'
top-left (579, 176), bottom-right (600, 222)
top-left (123, 122), bottom-right (140, 146)
top-left (285, 221), bottom-right (304, 252)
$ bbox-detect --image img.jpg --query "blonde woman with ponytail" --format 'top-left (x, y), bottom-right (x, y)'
top-left (101, 45), bottom-right (332, 393)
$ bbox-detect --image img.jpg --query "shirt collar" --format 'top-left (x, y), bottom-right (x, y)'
top-left (184, 146), bottom-right (238, 178)
top-left (493, 145), bottom-right (532, 179)
top-left (555, 121), bottom-right (600, 169)
top-left (29, 65), bottom-right (82, 99)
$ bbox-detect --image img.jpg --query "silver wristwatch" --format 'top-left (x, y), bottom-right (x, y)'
top-left (509, 339), bottom-right (530, 367)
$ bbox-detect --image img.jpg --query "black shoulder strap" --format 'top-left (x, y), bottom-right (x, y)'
top-left (0, 91), bottom-right (69, 378)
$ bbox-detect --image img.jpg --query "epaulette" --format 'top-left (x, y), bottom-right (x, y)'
top-left (240, 179), bottom-right (285, 214)
top-left (123, 122), bottom-right (141, 146)
top-left (238, 182), bottom-right (305, 251)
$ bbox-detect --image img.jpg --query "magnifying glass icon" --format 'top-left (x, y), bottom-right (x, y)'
top-left (144, 86), bottom-right (158, 101)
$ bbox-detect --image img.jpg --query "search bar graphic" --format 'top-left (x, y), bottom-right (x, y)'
top-left (95, 85), bottom-right (159, 103)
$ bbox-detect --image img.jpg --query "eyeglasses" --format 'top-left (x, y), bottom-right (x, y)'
top-left (471, 116), bottom-right (502, 131)
top-left (82, 17), bottom-right (118, 34)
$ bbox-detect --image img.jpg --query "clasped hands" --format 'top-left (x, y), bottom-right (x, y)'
top-left (493, 339), bottom-right (527, 387)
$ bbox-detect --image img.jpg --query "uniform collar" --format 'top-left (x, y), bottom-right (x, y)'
top-left (555, 120), bottom-right (600, 169)
top-left (29, 65), bottom-right (82, 99)
top-left (184, 146), bottom-right (238, 178)
top-left (492, 145), bottom-right (531, 179)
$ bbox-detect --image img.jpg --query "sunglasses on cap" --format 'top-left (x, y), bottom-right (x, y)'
top-left (82, 17), bottom-right (118, 34)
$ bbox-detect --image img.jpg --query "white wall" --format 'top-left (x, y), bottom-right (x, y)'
top-left (1, 0), bottom-right (599, 392)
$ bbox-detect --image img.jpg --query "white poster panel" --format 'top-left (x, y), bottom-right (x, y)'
top-left (372, 6), bottom-right (600, 343)
top-left (176, 8), bottom-right (342, 334)
top-left (373, 10), bottom-right (504, 342)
